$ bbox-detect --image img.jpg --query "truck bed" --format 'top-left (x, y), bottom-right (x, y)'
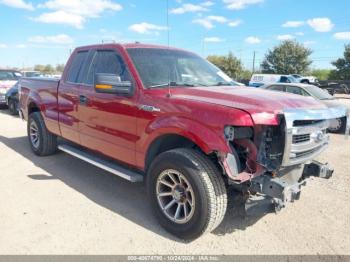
top-left (19, 77), bottom-right (61, 135)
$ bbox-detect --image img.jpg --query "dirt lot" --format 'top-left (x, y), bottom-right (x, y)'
top-left (0, 98), bottom-right (350, 255)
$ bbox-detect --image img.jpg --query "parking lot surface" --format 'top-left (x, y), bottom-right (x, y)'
top-left (0, 98), bottom-right (350, 255)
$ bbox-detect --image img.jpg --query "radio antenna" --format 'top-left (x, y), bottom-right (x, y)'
top-left (166, 0), bottom-right (170, 47)
top-left (166, 0), bottom-right (171, 98)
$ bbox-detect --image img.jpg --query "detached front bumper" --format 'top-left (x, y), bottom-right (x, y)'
top-left (248, 160), bottom-right (333, 212)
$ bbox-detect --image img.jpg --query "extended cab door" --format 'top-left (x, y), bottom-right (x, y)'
top-left (58, 50), bottom-right (89, 144)
top-left (77, 49), bottom-right (138, 166)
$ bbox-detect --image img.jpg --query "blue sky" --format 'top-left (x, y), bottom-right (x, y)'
top-left (0, 0), bottom-right (349, 70)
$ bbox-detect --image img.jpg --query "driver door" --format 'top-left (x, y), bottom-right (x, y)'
top-left (78, 49), bottom-right (138, 166)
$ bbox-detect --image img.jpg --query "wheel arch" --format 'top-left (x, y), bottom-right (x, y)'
top-left (145, 133), bottom-right (200, 172)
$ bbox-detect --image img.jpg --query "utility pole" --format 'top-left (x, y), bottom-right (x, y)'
top-left (252, 51), bottom-right (256, 73)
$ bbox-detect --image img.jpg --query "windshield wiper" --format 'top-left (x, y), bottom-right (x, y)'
top-left (213, 81), bottom-right (231, 86)
top-left (149, 82), bottom-right (206, 88)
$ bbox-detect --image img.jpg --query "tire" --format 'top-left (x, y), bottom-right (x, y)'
top-left (28, 112), bottom-right (57, 156)
top-left (328, 117), bottom-right (346, 133)
top-left (340, 84), bottom-right (350, 94)
top-left (8, 99), bottom-right (18, 115)
top-left (147, 148), bottom-right (227, 240)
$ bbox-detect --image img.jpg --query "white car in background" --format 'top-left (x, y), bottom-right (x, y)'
top-left (261, 82), bottom-right (349, 133)
top-left (0, 69), bottom-right (22, 106)
top-left (291, 74), bottom-right (318, 84)
top-left (21, 71), bottom-right (43, 78)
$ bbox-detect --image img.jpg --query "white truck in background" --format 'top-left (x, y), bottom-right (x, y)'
top-left (249, 74), bottom-right (318, 87)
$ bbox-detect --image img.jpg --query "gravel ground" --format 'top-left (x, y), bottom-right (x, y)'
top-left (0, 97), bottom-right (349, 255)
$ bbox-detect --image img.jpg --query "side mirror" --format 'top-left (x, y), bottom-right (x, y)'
top-left (94, 73), bottom-right (133, 95)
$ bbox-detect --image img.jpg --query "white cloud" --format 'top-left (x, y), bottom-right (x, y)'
top-left (223, 0), bottom-right (263, 10)
top-left (28, 34), bottom-right (74, 44)
top-left (204, 37), bottom-right (225, 43)
top-left (193, 15), bottom-right (239, 29)
top-left (0, 43), bottom-right (7, 48)
top-left (245, 36), bottom-right (261, 44)
top-left (129, 22), bottom-right (168, 34)
top-left (0, 0), bottom-right (34, 10)
top-left (34, 0), bottom-right (122, 28)
top-left (16, 44), bottom-right (27, 48)
top-left (307, 17), bottom-right (334, 32)
top-left (170, 2), bottom-right (209, 14)
top-left (228, 19), bottom-right (242, 27)
top-left (34, 10), bottom-right (85, 28)
top-left (193, 18), bottom-right (214, 29)
top-left (303, 41), bottom-right (315, 46)
top-left (334, 32), bottom-right (350, 40)
top-left (282, 20), bottom-right (304, 28)
top-left (295, 32), bottom-right (304, 36)
top-left (207, 15), bottom-right (228, 23)
top-left (277, 34), bottom-right (294, 41)
top-left (201, 1), bottom-right (214, 7)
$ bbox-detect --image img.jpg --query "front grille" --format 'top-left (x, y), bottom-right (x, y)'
top-left (295, 146), bottom-right (323, 158)
top-left (283, 119), bottom-right (329, 166)
top-left (293, 119), bottom-right (324, 126)
top-left (292, 134), bottom-right (310, 144)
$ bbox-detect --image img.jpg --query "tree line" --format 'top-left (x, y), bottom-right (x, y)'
top-left (19, 64), bottom-right (65, 75)
top-left (207, 40), bottom-right (350, 81)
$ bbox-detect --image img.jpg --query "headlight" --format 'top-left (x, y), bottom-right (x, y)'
top-left (0, 89), bottom-right (7, 94)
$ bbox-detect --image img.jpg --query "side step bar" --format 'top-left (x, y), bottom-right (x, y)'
top-left (58, 144), bottom-right (144, 182)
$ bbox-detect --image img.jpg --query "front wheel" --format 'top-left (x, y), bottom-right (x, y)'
top-left (28, 112), bottom-right (57, 156)
top-left (328, 117), bottom-right (346, 133)
top-left (8, 99), bottom-right (18, 115)
top-left (147, 148), bottom-right (227, 240)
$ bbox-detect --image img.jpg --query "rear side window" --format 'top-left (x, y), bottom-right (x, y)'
top-left (85, 50), bottom-right (130, 85)
top-left (286, 85), bottom-right (302, 95)
top-left (268, 85), bottom-right (284, 92)
top-left (66, 51), bottom-right (88, 83)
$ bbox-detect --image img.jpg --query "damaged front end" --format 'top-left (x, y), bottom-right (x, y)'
top-left (219, 106), bottom-right (347, 213)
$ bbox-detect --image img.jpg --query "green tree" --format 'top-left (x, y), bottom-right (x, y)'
top-left (207, 52), bottom-right (243, 79)
top-left (34, 64), bottom-right (45, 72)
top-left (310, 69), bottom-right (331, 80)
top-left (261, 40), bottom-right (312, 74)
top-left (241, 69), bottom-right (252, 80)
top-left (329, 44), bottom-right (350, 80)
top-left (55, 64), bottom-right (65, 73)
top-left (43, 64), bottom-right (54, 74)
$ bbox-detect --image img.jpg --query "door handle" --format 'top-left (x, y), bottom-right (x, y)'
top-left (139, 105), bottom-right (161, 112)
top-left (79, 95), bottom-right (88, 105)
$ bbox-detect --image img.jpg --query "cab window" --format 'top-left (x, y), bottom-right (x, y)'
top-left (280, 76), bottom-right (291, 83)
top-left (66, 51), bottom-right (88, 83)
top-left (85, 50), bottom-right (131, 85)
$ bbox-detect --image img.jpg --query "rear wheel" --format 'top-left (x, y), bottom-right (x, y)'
top-left (28, 112), bottom-right (57, 156)
top-left (147, 148), bottom-right (227, 240)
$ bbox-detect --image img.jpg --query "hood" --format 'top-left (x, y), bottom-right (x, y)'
top-left (322, 99), bottom-right (350, 112)
top-left (171, 86), bottom-right (328, 125)
top-left (0, 80), bottom-right (18, 90)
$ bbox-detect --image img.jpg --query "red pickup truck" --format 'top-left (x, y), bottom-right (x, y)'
top-left (19, 43), bottom-right (347, 240)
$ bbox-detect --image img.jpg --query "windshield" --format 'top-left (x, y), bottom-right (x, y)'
top-left (0, 71), bottom-right (21, 80)
top-left (127, 48), bottom-right (234, 88)
top-left (305, 85), bottom-right (334, 100)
